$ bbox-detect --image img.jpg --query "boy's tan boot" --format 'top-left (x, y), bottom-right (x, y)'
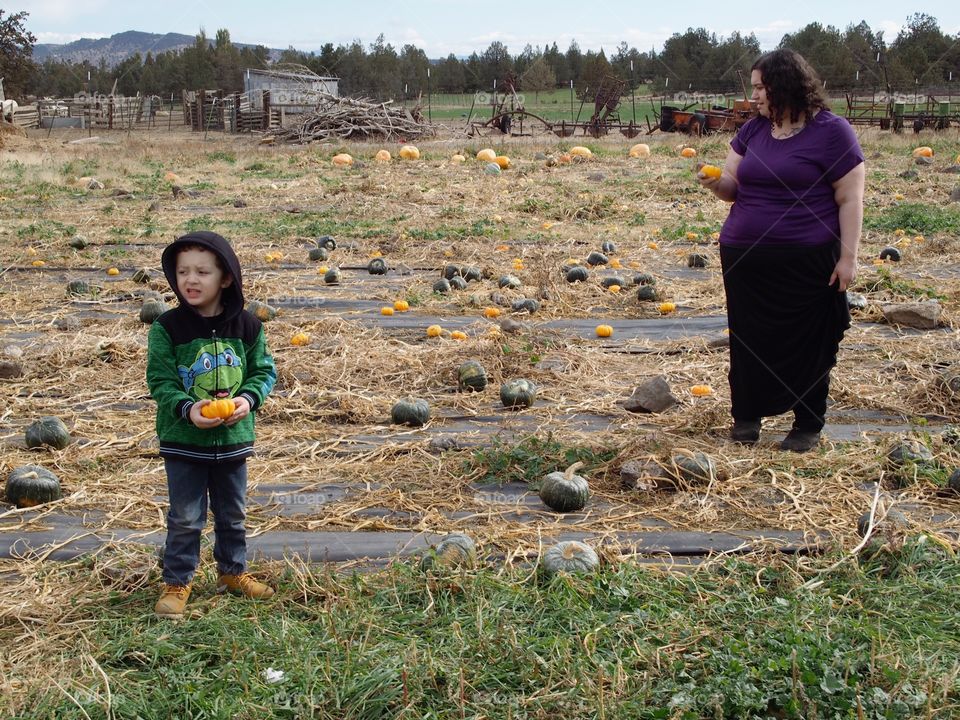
top-left (154, 584), bottom-right (191, 618)
top-left (217, 572), bottom-right (275, 600)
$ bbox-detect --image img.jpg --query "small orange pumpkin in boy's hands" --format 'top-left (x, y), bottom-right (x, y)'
top-left (201, 398), bottom-right (236, 420)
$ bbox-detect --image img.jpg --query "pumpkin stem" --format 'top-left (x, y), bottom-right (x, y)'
top-left (563, 461), bottom-right (584, 480)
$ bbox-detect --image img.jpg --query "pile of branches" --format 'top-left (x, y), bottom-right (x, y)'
top-left (264, 92), bottom-right (435, 144)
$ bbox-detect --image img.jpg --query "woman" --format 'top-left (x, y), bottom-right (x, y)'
top-left (698, 49), bottom-right (864, 451)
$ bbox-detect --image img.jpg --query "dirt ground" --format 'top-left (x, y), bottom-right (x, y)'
top-left (0, 123), bottom-right (958, 564)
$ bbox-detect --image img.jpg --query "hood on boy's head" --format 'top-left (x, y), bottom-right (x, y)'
top-left (161, 231), bottom-right (245, 318)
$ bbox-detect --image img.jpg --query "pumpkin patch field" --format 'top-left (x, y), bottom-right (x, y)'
top-left (1, 128), bottom-right (960, 717)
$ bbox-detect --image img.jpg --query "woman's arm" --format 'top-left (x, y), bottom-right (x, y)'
top-left (829, 162), bottom-right (865, 291)
top-left (697, 146), bottom-right (742, 202)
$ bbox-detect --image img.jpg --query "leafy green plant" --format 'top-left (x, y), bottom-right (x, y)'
top-left (465, 435), bottom-right (617, 486)
top-left (856, 267), bottom-right (945, 300)
top-left (864, 203), bottom-right (960, 235)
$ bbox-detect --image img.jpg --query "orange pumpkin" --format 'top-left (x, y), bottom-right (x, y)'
top-left (595, 324), bottom-right (613, 337)
top-left (476, 148), bottom-right (496, 162)
top-left (680, 147), bottom-right (697, 158)
top-left (399, 145), bottom-right (420, 160)
top-left (450, 330), bottom-right (468, 340)
top-left (426, 324), bottom-right (443, 337)
top-left (381, 306), bottom-right (395, 316)
top-left (393, 300), bottom-right (410, 312)
top-left (483, 306), bottom-right (501, 319)
top-left (290, 332), bottom-right (311, 346)
top-left (657, 302), bottom-right (676, 314)
top-left (494, 155), bottom-right (511, 169)
top-left (628, 143), bottom-right (651, 158)
top-left (201, 398), bottom-right (236, 420)
top-left (911, 146), bottom-right (933, 158)
top-left (332, 153), bottom-right (354, 167)
top-left (106, 267), bottom-right (120, 276)
top-left (690, 385), bottom-right (714, 397)
top-left (700, 164), bottom-right (722, 178)
top-left (375, 149), bottom-right (392, 162)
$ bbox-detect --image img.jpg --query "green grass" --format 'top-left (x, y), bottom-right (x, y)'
top-left (856, 267), bottom-right (946, 300)
top-left (465, 436), bottom-right (619, 486)
top-left (12, 536), bottom-right (960, 719)
top-left (864, 203), bottom-right (960, 235)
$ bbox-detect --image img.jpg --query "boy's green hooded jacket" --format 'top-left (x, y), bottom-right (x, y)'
top-left (146, 231), bottom-right (276, 463)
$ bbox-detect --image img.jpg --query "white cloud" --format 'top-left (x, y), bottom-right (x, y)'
top-left (876, 20), bottom-right (903, 40)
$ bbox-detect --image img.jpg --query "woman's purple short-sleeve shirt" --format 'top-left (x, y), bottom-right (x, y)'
top-left (720, 110), bottom-right (864, 247)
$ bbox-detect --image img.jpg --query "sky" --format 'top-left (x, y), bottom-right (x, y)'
top-left (17, 0), bottom-right (960, 57)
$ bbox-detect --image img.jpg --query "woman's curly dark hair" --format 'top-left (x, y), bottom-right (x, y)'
top-left (752, 49), bottom-right (828, 125)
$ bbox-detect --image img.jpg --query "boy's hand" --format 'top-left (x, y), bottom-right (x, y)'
top-left (190, 400), bottom-right (224, 429)
top-left (223, 395), bottom-right (251, 426)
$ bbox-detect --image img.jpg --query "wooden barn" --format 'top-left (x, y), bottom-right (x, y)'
top-left (243, 66), bottom-right (339, 115)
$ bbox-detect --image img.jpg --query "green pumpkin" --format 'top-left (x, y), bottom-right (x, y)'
top-left (511, 298), bottom-right (539, 314)
top-left (462, 266), bottom-right (482, 282)
top-left (139, 299), bottom-right (169, 324)
top-left (5, 465), bottom-right (62, 508)
top-left (947, 469), bottom-right (960, 494)
top-left (69, 236), bottom-right (88, 250)
top-left (586, 251), bottom-right (608, 266)
top-left (367, 258), bottom-right (388, 275)
top-left (457, 360), bottom-right (488, 392)
top-left (391, 397), bottom-right (431, 427)
top-left (632, 273), bottom-right (656, 286)
top-left (317, 235), bottom-right (337, 250)
top-left (670, 452), bottom-right (716, 485)
top-left (636, 285), bottom-right (658, 302)
top-left (421, 533), bottom-right (477, 570)
top-left (324, 267), bottom-right (342, 285)
top-left (25, 416), bottom-right (72, 450)
top-left (498, 275), bottom-right (521, 290)
top-left (539, 462), bottom-right (590, 512)
top-left (856, 508), bottom-right (908, 538)
top-left (541, 540), bottom-right (599, 576)
top-left (879, 246), bottom-right (901, 262)
top-left (500, 379), bottom-right (537, 409)
top-left (600, 276), bottom-right (625, 289)
top-left (66, 279), bottom-right (91, 296)
top-left (687, 253), bottom-right (708, 268)
top-left (449, 276), bottom-right (468, 291)
top-left (566, 266), bottom-right (589, 283)
top-left (886, 439), bottom-right (934, 467)
top-left (601, 240), bottom-right (617, 254)
top-left (132, 268), bottom-right (152, 283)
top-left (433, 278), bottom-right (451, 294)
top-left (247, 300), bottom-right (278, 322)
top-left (308, 247), bottom-right (329, 262)
top-left (442, 264), bottom-right (463, 280)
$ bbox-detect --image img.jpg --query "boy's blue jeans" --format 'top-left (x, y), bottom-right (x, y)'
top-left (162, 458), bottom-right (248, 586)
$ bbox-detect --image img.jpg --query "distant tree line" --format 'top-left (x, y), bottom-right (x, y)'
top-left (4, 11), bottom-right (958, 102)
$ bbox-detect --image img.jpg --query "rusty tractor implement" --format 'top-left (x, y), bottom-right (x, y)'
top-left (466, 74), bottom-right (645, 139)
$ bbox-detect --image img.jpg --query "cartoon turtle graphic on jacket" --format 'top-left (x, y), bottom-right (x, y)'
top-left (178, 342), bottom-right (243, 400)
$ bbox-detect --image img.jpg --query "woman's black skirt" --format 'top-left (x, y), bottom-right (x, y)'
top-left (720, 242), bottom-right (850, 425)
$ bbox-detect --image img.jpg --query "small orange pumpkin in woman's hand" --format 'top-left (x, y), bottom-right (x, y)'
top-left (201, 398), bottom-right (236, 420)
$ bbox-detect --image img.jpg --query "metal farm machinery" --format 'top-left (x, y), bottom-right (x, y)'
top-left (466, 73), bottom-right (645, 138)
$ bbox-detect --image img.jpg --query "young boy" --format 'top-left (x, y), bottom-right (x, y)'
top-left (146, 231), bottom-right (277, 618)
